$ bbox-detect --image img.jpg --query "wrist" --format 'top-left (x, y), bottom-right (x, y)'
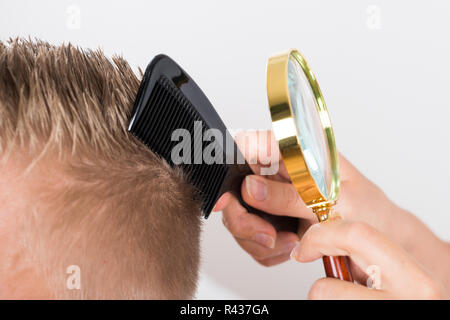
top-left (389, 206), bottom-right (450, 289)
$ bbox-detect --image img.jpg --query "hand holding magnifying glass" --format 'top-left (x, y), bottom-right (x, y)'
top-left (216, 49), bottom-right (352, 281)
top-left (214, 49), bottom-right (450, 297)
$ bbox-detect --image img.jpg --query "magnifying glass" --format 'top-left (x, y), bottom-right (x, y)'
top-left (267, 49), bottom-right (353, 282)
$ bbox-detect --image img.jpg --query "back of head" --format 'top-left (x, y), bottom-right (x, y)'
top-left (0, 38), bottom-right (202, 299)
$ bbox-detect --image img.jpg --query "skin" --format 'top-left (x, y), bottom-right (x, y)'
top-left (0, 154), bottom-right (53, 299)
top-left (213, 131), bottom-right (450, 299)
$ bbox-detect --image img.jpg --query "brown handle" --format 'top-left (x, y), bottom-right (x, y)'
top-left (322, 255), bottom-right (353, 281)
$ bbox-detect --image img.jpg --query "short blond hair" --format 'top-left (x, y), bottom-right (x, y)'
top-left (0, 38), bottom-right (202, 299)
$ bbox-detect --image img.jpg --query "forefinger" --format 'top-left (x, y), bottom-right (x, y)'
top-left (291, 219), bottom-right (425, 291)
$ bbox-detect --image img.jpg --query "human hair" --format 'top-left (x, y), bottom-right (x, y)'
top-left (0, 38), bottom-right (202, 299)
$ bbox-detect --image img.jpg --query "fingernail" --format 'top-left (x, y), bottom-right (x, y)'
top-left (290, 242), bottom-right (301, 261)
top-left (252, 233), bottom-right (275, 249)
top-left (245, 176), bottom-right (268, 201)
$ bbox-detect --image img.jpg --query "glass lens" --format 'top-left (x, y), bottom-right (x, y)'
top-left (287, 54), bottom-right (332, 198)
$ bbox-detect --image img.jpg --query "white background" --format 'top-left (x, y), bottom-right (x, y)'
top-left (1, 0), bottom-right (449, 299)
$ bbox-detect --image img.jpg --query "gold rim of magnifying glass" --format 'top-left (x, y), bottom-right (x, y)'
top-left (267, 49), bottom-right (339, 207)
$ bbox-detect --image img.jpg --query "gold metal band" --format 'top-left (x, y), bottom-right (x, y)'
top-left (267, 49), bottom-right (340, 208)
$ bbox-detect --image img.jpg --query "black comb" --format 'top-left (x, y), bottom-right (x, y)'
top-left (128, 54), bottom-right (298, 232)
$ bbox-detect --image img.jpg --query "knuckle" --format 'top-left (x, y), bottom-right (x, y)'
top-left (225, 212), bottom-right (254, 240)
top-left (221, 215), bottom-right (229, 229)
top-left (236, 239), bottom-right (268, 261)
top-left (281, 185), bottom-right (301, 212)
top-left (345, 221), bottom-right (374, 244)
top-left (222, 210), bottom-right (241, 233)
top-left (249, 248), bottom-right (270, 260)
top-left (255, 257), bottom-right (275, 267)
top-left (308, 279), bottom-right (327, 300)
top-left (225, 214), bottom-right (241, 234)
top-left (302, 222), bottom-right (320, 243)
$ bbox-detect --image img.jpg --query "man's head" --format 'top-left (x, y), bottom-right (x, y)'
top-left (0, 38), bottom-right (202, 299)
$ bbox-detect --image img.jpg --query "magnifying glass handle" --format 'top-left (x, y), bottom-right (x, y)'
top-left (323, 256), bottom-right (354, 282)
top-left (219, 163), bottom-right (299, 233)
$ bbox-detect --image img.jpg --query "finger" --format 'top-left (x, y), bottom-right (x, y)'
top-left (348, 258), bottom-right (370, 285)
top-left (234, 130), bottom-right (281, 163)
top-left (234, 130), bottom-right (290, 180)
top-left (291, 219), bottom-right (424, 290)
top-left (337, 154), bottom-right (356, 182)
top-left (235, 232), bottom-right (299, 261)
top-left (222, 193), bottom-right (277, 248)
top-left (241, 175), bottom-right (316, 221)
top-left (256, 251), bottom-right (293, 267)
top-left (308, 278), bottom-right (385, 300)
top-left (212, 192), bottom-right (232, 212)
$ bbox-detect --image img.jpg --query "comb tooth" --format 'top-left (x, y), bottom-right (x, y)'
top-left (141, 82), bottom-right (172, 144)
top-left (130, 75), bottom-right (229, 214)
top-left (158, 78), bottom-right (198, 162)
top-left (160, 90), bottom-right (190, 158)
top-left (133, 82), bottom-right (163, 139)
top-left (204, 169), bottom-right (227, 213)
top-left (152, 81), bottom-right (182, 157)
top-left (160, 117), bottom-right (184, 159)
top-left (145, 99), bottom-right (174, 152)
